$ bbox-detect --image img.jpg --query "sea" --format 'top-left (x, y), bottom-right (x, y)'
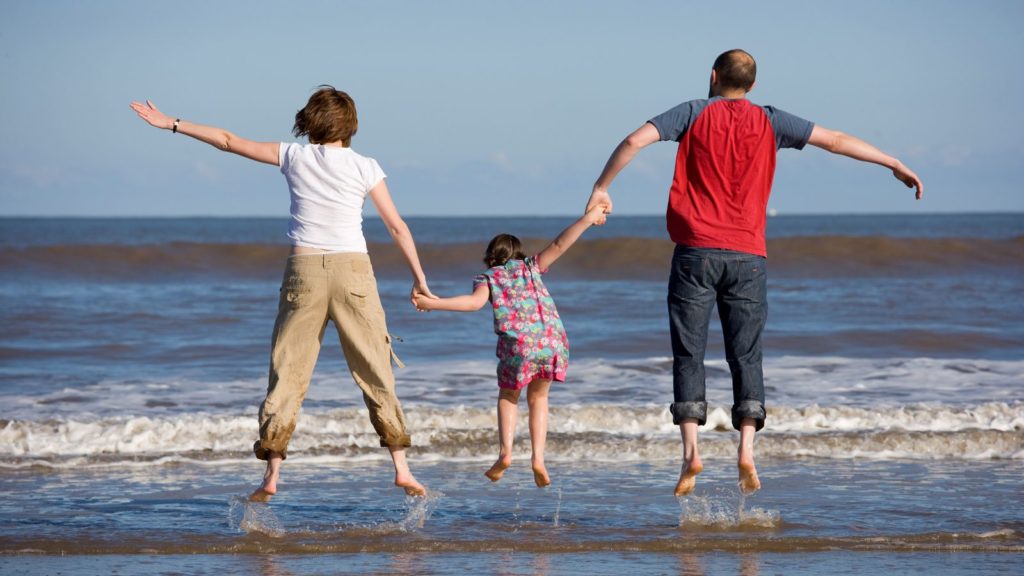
top-left (0, 213), bottom-right (1022, 575)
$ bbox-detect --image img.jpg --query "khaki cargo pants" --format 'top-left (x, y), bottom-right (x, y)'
top-left (253, 252), bottom-right (411, 460)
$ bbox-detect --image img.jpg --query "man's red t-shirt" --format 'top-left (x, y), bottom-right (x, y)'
top-left (648, 97), bottom-right (814, 257)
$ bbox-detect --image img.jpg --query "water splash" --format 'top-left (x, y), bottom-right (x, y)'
top-left (511, 487), bottom-right (522, 533)
top-left (228, 495), bottom-right (285, 537)
top-left (676, 487), bottom-right (780, 530)
top-left (379, 489), bottom-right (444, 532)
top-left (552, 486), bottom-right (563, 528)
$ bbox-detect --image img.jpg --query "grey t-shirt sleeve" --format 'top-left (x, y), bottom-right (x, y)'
top-left (648, 99), bottom-right (707, 142)
top-left (763, 106), bottom-right (814, 150)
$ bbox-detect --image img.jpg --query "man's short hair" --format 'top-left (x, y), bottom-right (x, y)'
top-left (293, 86), bottom-right (358, 146)
top-left (712, 49), bottom-right (757, 92)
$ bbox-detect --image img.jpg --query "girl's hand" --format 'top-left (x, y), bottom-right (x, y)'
top-left (584, 203), bottom-right (610, 225)
top-left (586, 189), bottom-right (613, 225)
top-left (412, 293), bottom-right (434, 312)
top-left (130, 100), bottom-right (174, 130)
top-left (410, 281), bottom-right (437, 310)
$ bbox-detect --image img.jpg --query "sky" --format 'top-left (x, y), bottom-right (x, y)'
top-left (1, 0), bottom-right (1021, 217)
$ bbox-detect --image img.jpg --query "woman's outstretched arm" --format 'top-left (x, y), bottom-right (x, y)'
top-left (368, 179), bottom-right (437, 305)
top-left (129, 100), bottom-right (280, 166)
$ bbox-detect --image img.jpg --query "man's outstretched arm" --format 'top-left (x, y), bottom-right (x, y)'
top-left (587, 122), bottom-right (662, 223)
top-left (807, 125), bottom-right (923, 199)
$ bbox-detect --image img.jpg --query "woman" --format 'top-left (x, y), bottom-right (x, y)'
top-left (130, 87), bottom-right (433, 499)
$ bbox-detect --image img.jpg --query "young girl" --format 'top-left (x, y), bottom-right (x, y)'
top-left (414, 205), bottom-right (608, 487)
top-left (130, 87), bottom-right (434, 500)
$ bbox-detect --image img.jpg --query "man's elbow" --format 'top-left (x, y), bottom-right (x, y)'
top-left (623, 133), bottom-right (646, 150)
top-left (820, 131), bottom-right (847, 153)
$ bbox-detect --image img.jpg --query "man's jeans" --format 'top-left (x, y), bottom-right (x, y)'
top-left (668, 246), bottom-right (767, 431)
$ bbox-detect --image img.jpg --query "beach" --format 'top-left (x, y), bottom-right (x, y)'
top-left (1, 214), bottom-right (1022, 574)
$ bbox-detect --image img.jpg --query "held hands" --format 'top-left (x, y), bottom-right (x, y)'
top-left (583, 202), bottom-right (611, 225)
top-left (585, 188), bottom-right (613, 225)
top-left (129, 100), bottom-right (174, 130)
top-left (892, 161), bottom-right (924, 200)
top-left (410, 280), bottom-right (437, 312)
top-left (412, 293), bottom-right (435, 312)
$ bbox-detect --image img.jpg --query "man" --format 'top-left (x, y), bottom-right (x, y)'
top-left (585, 49), bottom-right (922, 496)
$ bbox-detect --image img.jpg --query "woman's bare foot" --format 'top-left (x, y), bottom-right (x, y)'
top-left (249, 484), bottom-right (275, 502)
top-left (532, 460), bottom-right (551, 488)
top-left (250, 454), bottom-right (282, 502)
top-left (737, 458), bottom-right (761, 495)
top-left (395, 470), bottom-right (426, 496)
top-left (485, 455), bottom-right (512, 482)
top-left (387, 446), bottom-right (426, 496)
top-left (674, 455), bottom-right (703, 497)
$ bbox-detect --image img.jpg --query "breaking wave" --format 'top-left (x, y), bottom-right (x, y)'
top-left (2, 235), bottom-right (1021, 280)
top-left (2, 401), bottom-right (1020, 468)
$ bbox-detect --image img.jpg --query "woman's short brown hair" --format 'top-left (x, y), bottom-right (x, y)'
top-left (484, 234), bottom-right (526, 268)
top-left (293, 86), bottom-right (358, 146)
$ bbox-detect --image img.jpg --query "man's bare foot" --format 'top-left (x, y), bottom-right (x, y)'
top-left (532, 461), bottom-right (551, 488)
top-left (485, 455), bottom-right (512, 482)
top-left (674, 456), bottom-right (704, 497)
top-left (737, 458), bottom-right (761, 495)
top-left (395, 472), bottom-right (426, 496)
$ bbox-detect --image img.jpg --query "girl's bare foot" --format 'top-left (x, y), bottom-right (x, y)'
top-left (737, 458), bottom-right (761, 495)
top-left (532, 461), bottom-right (551, 488)
top-left (485, 455), bottom-right (512, 482)
top-left (674, 456), bottom-right (703, 497)
top-left (396, 472), bottom-right (426, 496)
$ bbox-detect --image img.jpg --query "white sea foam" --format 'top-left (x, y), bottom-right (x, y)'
top-left (2, 401), bottom-right (1020, 467)
top-left (7, 356), bottom-right (1021, 423)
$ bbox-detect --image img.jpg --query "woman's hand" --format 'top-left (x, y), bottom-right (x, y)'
top-left (410, 280), bottom-right (437, 311)
top-left (130, 100), bottom-right (174, 130)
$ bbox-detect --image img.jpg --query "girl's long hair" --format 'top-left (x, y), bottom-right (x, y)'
top-left (484, 234), bottom-right (526, 267)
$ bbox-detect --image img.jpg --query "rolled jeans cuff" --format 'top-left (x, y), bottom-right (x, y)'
top-left (732, 400), bottom-right (766, 431)
top-left (670, 401), bottom-right (707, 426)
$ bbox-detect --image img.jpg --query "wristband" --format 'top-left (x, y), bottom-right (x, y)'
top-left (172, 119), bottom-right (180, 134)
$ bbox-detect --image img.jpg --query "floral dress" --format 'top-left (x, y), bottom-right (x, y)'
top-left (474, 256), bottom-right (569, 390)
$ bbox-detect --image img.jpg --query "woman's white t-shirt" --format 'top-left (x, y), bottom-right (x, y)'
top-left (279, 142), bottom-right (386, 253)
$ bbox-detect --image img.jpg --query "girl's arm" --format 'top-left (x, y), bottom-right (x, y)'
top-left (368, 180), bottom-right (437, 304)
top-left (129, 100), bottom-right (280, 166)
top-left (536, 204), bottom-right (608, 271)
top-left (414, 284), bottom-right (490, 312)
